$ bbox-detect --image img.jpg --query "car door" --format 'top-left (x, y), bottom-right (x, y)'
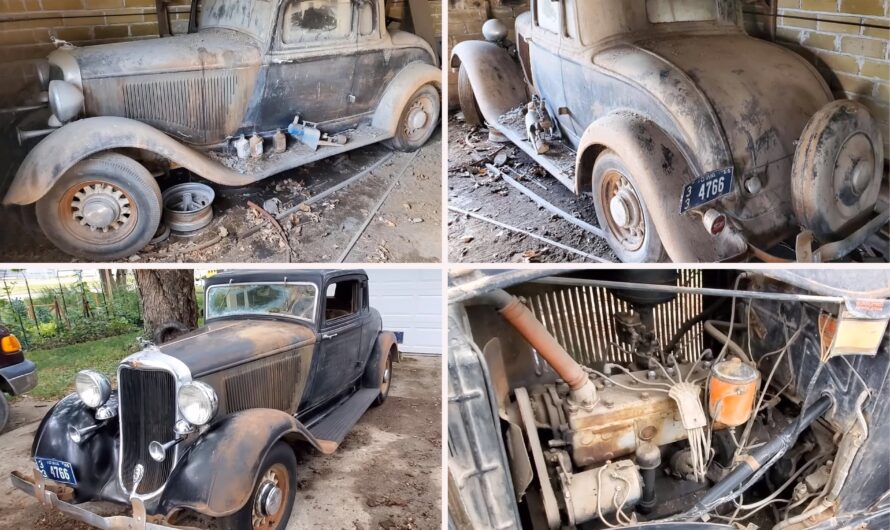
top-left (257, 0), bottom-right (360, 130)
top-left (305, 276), bottom-right (366, 408)
top-left (529, 0), bottom-right (571, 138)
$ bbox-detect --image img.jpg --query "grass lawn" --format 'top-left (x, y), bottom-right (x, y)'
top-left (23, 332), bottom-right (140, 401)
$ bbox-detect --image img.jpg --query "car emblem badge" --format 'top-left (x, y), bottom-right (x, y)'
top-left (132, 464), bottom-right (145, 491)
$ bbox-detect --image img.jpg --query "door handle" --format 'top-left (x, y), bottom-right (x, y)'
top-left (321, 332), bottom-right (339, 340)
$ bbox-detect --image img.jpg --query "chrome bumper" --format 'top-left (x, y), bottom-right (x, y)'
top-left (0, 359), bottom-right (37, 395)
top-left (10, 469), bottom-right (200, 530)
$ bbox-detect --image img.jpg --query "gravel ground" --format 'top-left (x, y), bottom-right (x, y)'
top-left (0, 355), bottom-right (442, 530)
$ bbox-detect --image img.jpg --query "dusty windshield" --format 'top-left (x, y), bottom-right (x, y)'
top-left (201, 0), bottom-right (274, 41)
top-left (206, 283), bottom-right (318, 322)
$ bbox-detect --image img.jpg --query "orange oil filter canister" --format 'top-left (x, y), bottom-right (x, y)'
top-left (708, 358), bottom-right (759, 427)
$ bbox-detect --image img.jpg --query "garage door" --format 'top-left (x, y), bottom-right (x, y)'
top-left (366, 269), bottom-right (442, 355)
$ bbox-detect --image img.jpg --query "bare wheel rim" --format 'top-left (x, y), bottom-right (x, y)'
top-left (403, 93), bottom-right (436, 142)
top-left (58, 179), bottom-right (138, 245)
top-left (600, 169), bottom-right (646, 252)
top-left (252, 463), bottom-right (290, 530)
top-left (381, 357), bottom-right (392, 396)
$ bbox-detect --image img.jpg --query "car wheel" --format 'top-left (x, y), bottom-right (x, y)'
top-left (373, 352), bottom-right (393, 407)
top-left (219, 442), bottom-right (297, 530)
top-left (35, 153), bottom-right (162, 261)
top-left (385, 84), bottom-right (440, 152)
top-left (591, 150), bottom-right (668, 263)
top-left (0, 396), bottom-right (9, 433)
top-left (458, 63), bottom-right (483, 127)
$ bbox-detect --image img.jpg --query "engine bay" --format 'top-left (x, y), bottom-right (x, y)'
top-left (449, 270), bottom-right (890, 530)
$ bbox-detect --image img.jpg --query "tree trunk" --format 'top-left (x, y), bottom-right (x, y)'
top-left (99, 269), bottom-right (115, 313)
top-left (115, 270), bottom-right (127, 289)
top-left (134, 270), bottom-right (197, 344)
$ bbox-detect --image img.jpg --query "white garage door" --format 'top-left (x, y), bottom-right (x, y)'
top-left (366, 269), bottom-right (442, 355)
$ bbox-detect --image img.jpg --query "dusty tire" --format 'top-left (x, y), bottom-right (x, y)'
top-left (385, 84), bottom-right (440, 152)
top-left (372, 352), bottom-right (393, 407)
top-left (35, 153), bottom-right (162, 260)
top-left (0, 396), bottom-right (9, 433)
top-left (218, 442), bottom-right (297, 530)
top-left (458, 63), bottom-right (483, 127)
top-left (791, 100), bottom-right (884, 241)
top-left (591, 150), bottom-right (667, 263)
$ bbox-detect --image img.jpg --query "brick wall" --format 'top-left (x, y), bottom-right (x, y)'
top-left (447, 0), bottom-right (528, 107)
top-left (775, 0), bottom-right (890, 156)
top-left (0, 0), bottom-right (193, 106)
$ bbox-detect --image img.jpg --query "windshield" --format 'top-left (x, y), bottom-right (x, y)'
top-left (201, 0), bottom-right (274, 41)
top-left (206, 283), bottom-right (318, 322)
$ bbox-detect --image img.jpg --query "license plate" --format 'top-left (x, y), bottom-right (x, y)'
top-left (680, 167), bottom-right (734, 213)
top-left (35, 457), bottom-right (77, 485)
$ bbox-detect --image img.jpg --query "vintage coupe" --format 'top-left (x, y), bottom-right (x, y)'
top-left (3, 0), bottom-right (441, 260)
top-left (10, 269), bottom-right (400, 530)
top-left (452, 0), bottom-right (887, 263)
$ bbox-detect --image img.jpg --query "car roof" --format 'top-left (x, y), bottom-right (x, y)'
top-left (205, 269), bottom-right (366, 288)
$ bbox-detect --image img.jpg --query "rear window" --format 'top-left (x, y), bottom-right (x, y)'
top-left (646, 0), bottom-right (717, 23)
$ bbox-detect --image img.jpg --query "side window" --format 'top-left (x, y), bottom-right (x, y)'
top-left (281, 0), bottom-right (354, 45)
top-left (325, 279), bottom-right (359, 323)
top-left (536, 0), bottom-right (559, 34)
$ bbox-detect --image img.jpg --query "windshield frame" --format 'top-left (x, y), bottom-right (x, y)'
top-left (204, 281), bottom-right (319, 324)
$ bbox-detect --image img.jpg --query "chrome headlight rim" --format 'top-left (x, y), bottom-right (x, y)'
top-left (75, 370), bottom-right (111, 409)
top-left (177, 381), bottom-right (218, 426)
top-left (48, 79), bottom-right (83, 123)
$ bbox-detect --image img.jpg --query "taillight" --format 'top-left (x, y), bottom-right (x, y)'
top-left (1, 334), bottom-right (22, 354)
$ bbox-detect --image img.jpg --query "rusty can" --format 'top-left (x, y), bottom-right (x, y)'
top-left (272, 129), bottom-right (286, 153)
top-left (249, 133), bottom-right (263, 158)
top-left (708, 358), bottom-right (759, 427)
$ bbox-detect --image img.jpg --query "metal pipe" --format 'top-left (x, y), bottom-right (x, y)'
top-left (703, 320), bottom-right (750, 361)
top-left (692, 395), bottom-right (833, 515)
top-left (17, 127), bottom-right (57, 144)
top-left (636, 443), bottom-right (661, 514)
top-left (468, 289), bottom-right (597, 406)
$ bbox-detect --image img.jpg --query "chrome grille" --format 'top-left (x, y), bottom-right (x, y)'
top-left (119, 366), bottom-right (176, 494)
top-left (524, 270), bottom-right (705, 365)
top-left (225, 352), bottom-right (301, 414)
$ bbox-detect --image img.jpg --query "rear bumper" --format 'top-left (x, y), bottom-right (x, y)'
top-left (10, 469), bottom-right (197, 530)
top-left (0, 359), bottom-right (37, 395)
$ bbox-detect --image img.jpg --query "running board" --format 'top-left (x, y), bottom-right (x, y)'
top-left (307, 388), bottom-right (379, 452)
top-left (492, 115), bottom-right (576, 190)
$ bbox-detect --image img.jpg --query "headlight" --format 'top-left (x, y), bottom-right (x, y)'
top-left (178, 381), bottom-right (218, 426)
top-left (48, 80), bottom-right (83, 123)
top-left (75, 370), bottom-right (111, 408)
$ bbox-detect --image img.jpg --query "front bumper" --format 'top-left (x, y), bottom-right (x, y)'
top-left (0, 359), bottom-right (37, 395)
top-left (10, 469), bottom-right (199, 530)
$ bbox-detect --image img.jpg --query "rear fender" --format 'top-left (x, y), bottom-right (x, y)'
top-left (363, 331), bottom-right (400, 390)
top-left (575, 112), bottom-right (747, 262)
top-left (31, 393), bottom-right (122, 504)
top-left (371, 61), bottom-right (441, 135)
top-left (160, 408), bottom-right (329, 518)
top-left (449, 40), bottom-right (528, 125)
top-left (3, 117), bottom-right (268, 206)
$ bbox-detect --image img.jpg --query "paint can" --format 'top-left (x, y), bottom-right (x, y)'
top-left (708, 358), bottom-right (759, 427)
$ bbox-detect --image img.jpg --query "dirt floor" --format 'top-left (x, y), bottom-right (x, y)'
top-left (447, 114), bottom-right (617, 263)
top-left (0, 132), bottom-right (442, 264)
top-left (0, 354), bottom-right (442, 530)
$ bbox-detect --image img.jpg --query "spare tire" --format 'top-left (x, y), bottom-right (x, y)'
top-left (791, 100), bottom-right (883, 241)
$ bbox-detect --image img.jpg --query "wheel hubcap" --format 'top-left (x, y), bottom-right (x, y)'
top-left (72, 183), bottom-right (131, 232)
top-left (601, 170), bottom-right (645, 251)
top-left (836, 133), bottom-right (875, 204)
top-left (252, 464), bottom-right (288, 529)
top-left (404, 95), bottom-right (434, 141)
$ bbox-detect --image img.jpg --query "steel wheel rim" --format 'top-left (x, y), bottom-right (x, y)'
top-left (600, 169), bottom-right (645, 252)
top-left (404, 93), bottom-right (436, 142)
top-left (252, 463), bottom-right (289, 530)
top-left (59, 179), bottom-right (138, 244)
top-left (381, 357), bottom-right (392, 396)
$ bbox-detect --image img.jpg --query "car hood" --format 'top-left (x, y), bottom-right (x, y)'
top-left (157, 318), bottom-right (316, 378)
top-left (633, 33), bottom-right (832, 174)
top-left (70, 29), bottom-right (261, 80)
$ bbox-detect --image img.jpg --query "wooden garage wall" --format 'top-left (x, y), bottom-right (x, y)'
top-left (774, 0), bottom-right (889, 156)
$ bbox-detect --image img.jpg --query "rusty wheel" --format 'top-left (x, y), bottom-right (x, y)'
top-left (373, 351), bottom-right (393, 406)
top-left (591, 150), bottom-right (667, 263)
top-left (35, 153), bottom-right (161, 260)
top-left (219, 442), bottom-right (296, 530)
top-left (386, 84), bottom-right (440, 152)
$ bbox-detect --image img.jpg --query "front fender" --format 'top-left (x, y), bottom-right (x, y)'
top-left (575, 112), bottom-right (747, 262)
top-left (2, 117), bottom-right (266, 206)
top-left (371, 61), bottom-right (442, 135)
top-left (31, 393), bottom-right (123, 504)
top-left (450, 40), bottom-right (528, 125)
top-left (159, 408), bottom-right (324, 518)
